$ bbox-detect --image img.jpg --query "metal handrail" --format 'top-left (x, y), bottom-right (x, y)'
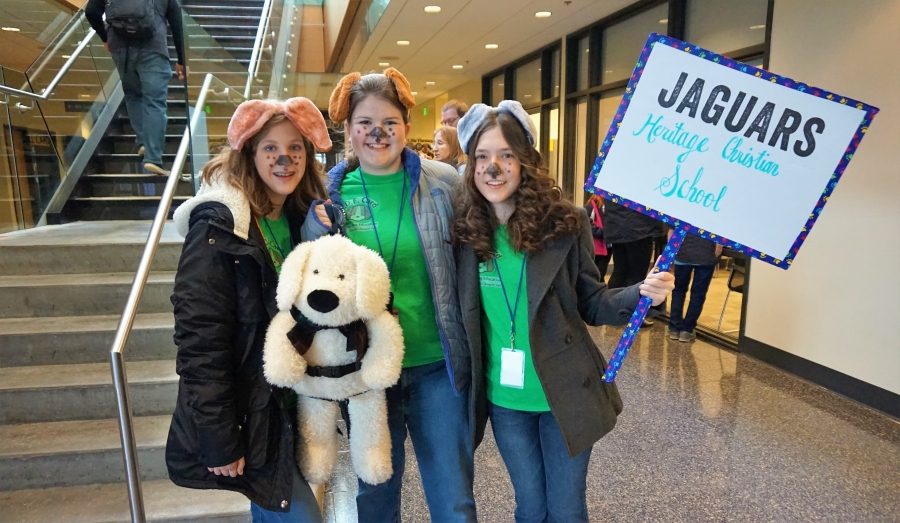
top-left (243, 0), bottom-right (274, 98)
top-left (109, 73), bottom-right (245, 522)
top-left (0, 28), bottom-right (96, 100)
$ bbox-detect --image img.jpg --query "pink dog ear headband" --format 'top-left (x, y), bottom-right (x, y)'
top-left (227, 97), bottom-right (333, 152)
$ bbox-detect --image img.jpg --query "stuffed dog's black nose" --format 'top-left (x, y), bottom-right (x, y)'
top-left (307, 289), bottom-right (339, 313)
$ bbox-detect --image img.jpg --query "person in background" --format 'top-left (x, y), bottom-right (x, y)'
top-left (603, 199), bottom-right (660, 326)
top-left (165, 97), bottom-right (337, 522)
top-left (584, 194), bottom-right (611, 281)
top-left (85, 0), bottom-right (186, 176)
top-left (668, 232), bottom-right (723, 343)
top-left (433, 125), bottom-right (466, 175)
top-left (441, 99), bottom-right (469, 127)
top-left (311, 68), bottom-right (476, 522)
top-left (453, 101), bottom-right (673, 523)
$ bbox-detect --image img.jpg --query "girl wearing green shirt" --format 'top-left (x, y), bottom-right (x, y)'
top-left (309, 68), bottom-right (475, 522)
top-left (453, 101), bottom-right (674, 523)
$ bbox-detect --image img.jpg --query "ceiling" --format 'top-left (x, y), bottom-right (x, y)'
top-left (346, 0), bottom-right (635, 103)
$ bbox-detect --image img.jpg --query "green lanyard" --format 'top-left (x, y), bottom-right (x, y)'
top-left (494, 255), bottom-right (527, 349)
top-left (257, 214), bottom-right (291, 272)
top-left (358, 171), bottom-right (408, 275)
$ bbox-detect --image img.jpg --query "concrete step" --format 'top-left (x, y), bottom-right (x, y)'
top-left (0, 271), bottom-right (175, 319)
top-left (0, 415), bottom-right (170, 490)
top-left (78, 175), bottom-right (195, 198)
top-left (63, 197), bottom-right (189, 222)
top-left (0, 313), bottom-right (174, 367)
top-left (0, 221), bottom-right (183, 273)
top-left (0, 478), bottom-right (249, 522)
top-left (0, 360), bottom-right (176, 424)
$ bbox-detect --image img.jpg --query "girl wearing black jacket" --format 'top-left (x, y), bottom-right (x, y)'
top-left (165, 98), bottom-right (336, 521)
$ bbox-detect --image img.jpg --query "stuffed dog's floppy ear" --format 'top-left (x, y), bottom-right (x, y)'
top-left (355, 245), bottom-right (392, 319)
top-left (276, 241), bottom-right (314, 311)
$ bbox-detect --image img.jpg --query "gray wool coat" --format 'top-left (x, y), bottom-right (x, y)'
top-left (456, 211), bottom-right (641, 456)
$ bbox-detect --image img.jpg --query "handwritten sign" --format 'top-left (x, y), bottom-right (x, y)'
top-left (586, 33), bottom-right (878, 268)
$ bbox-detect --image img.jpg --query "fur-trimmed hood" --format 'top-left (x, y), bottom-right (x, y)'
top-left (173, 176), bottom-right (252, 239)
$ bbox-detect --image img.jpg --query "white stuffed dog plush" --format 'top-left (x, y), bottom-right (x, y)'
top-left (263, 234), bottom-right (404, 485)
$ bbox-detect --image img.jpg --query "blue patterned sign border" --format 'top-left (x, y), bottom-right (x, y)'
top-left (584, 33), bottom-right (879, 270)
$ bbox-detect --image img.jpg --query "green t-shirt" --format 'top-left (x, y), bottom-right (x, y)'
top-left (258, 213), bottom-right (292, 274)
top-left (341, 168), bottom-right (444, 368)
top-left (480, 226), bottom-right (549, 411)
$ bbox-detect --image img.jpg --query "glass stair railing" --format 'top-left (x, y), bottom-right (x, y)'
top-left (0, 0), bottom-right (304, 231)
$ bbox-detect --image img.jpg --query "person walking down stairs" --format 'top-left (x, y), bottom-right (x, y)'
top-left (85, 0), bottom-right (186, 176)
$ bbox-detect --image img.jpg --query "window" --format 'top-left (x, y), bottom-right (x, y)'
top-left (490, 74), bottom-right (504, 106)
top-left (597, 89), bottom-right (625, 148)
top-left (547, 105), bottom-right (559, 180)
top-left (514, 58), bottom-right (541, 106)
top-left (685, 0), bottom-right (768, 53)
top-left (576, 36), bottom-right (590, 91)
top-left (600, 3), bottom-right (668, 84)
top-left (550, 48), bottom-right (560, 98)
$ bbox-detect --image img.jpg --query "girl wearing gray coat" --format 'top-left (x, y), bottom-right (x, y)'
top-left (453, 101), bottom-right (674, 523)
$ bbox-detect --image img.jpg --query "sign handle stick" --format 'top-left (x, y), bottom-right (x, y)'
top-left (603, 224), bottom-right (689, 382)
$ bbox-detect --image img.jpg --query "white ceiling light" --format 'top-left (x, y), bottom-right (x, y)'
top-left (378, 62), bottom-right (390, 67)
top-left (485, 43), bottom-right (499, 50)
top-left (396, 40), bottom-right (410, 46)
top-left (424, 6), bottom-right (441, 14)
top-left (749, 24), bottom-right (766, 30)
top-left (452, 64), bottom-right (463, 70)
top-left (425, 81), bottom-right (436, 86)
top-left (1, 27), bottom-right (21, 32)
top-left (535, 11), bottom-right (551, 18)
top-left (411, 91), bottom-right (418, 96)
top-left (658, 18), bottom-right (668, 24)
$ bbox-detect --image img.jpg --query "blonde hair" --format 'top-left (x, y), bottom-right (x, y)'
top-left (202, 114), bottom-right (326, 217)
top-left (434, 126), bottom-right (466, 167)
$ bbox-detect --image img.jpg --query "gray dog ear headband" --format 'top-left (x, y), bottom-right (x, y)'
top-left (456, 100), bottom-right (537, 153)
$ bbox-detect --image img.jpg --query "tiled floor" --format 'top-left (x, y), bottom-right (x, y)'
top-left (324, 323), bottom-right (899, 522)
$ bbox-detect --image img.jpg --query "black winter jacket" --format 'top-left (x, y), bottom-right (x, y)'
top-left (602, 200), bottom-right (660, 244)
top-left (165, 199), bottom-right (304, 512)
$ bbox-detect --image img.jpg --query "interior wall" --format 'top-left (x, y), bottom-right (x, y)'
top-left (298, 5), bottom-right (326, 72)
top-left (323, 0), bottom-right (350, 69)
top-left (745, 0), bottom-right (900, 394)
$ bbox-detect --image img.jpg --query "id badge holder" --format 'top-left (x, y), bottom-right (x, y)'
top-left (499, 348), bottom-right (525, 389)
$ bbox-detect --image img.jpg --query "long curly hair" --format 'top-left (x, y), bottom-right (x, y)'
top-left (452, 112), bottom-right (580, 261)
top-left (202, 114), bottom-right (327, 218)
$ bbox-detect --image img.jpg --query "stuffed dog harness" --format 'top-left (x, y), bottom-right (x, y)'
top-left (287, 306), bottom-right (369, 378)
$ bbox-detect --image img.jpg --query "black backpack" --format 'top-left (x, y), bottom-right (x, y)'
top-left (105, 0), bottom-right (157, 41)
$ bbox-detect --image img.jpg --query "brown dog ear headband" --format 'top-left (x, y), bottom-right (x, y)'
top-left (227, 97), bottom-right (333, 152)
top-left (328, 67), bottom-right (416, 124)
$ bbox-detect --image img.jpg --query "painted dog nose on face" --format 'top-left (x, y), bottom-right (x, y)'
top-left (368, 126), bottom-right (387, 140)
top-left (275, 154), bottom-right (292, 166)
top-left (307, 289), bottom-right (339, 313)
top-left (485, 163), bottom-right (500, 179)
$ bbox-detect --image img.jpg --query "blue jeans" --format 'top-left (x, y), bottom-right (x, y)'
top-left (111, 47), bottom-right (171, 167)
top-left (250, 465), bottom-right (322, 522)
top-left (354, 360), bottom-right (475, 523)
top-left (670, 264), bottom-right (715, 333)
top-left (489, 404), bottom-right (592, 523)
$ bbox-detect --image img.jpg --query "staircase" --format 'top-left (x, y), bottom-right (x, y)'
top-left (0, 221), bottom-right (248, 521)
top-left (59, 0), bottom-right (267, 222)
